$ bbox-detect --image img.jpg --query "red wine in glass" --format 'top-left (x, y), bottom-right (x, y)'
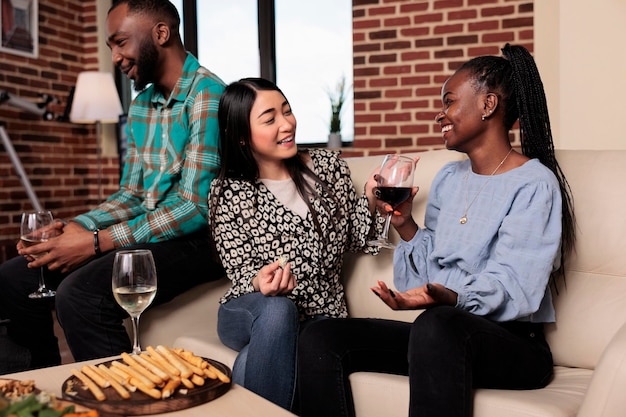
top-left (376, 187), bottom-right (412, 209)
top-left (368, 155), bottom-right (416, 249)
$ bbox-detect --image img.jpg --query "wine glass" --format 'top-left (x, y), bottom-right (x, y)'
top-left (368, 154), bottom-right (416, 249)
top-left (112, 249), bottom-right (157, 355)
top-left (21, 210), bottom-right (56, 298)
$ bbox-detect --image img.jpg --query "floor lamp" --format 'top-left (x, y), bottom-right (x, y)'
top-left (69, 71), bottom-right (123, 203)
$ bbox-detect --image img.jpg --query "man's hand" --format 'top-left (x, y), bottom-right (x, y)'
top-left (253, 260), bottom-right (297, 296)
top-left (370, 280), bottom-right (457, 310)
top-left (18, 221), bottom-right (96, 273)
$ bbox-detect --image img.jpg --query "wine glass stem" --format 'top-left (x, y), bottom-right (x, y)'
top-left (381, 212), bottom-right (393, 240)
top-left (38, 267), bottom-right (47, 292)
top-left (131, 315), bottom-right (142, 354)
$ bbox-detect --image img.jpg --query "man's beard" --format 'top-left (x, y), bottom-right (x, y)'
top-left (133, 38), bottom-right (159, 92)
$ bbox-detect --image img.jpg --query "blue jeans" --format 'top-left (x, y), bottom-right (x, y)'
top-left (0, 231), bottom-right (223, 369)
top-left (217, 292), bottom-right (321, 411)
top-left (297, 306), bottom-right (553, 417)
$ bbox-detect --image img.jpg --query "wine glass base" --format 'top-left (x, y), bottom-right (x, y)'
top-left (367, 239), bottom-right (396, 249)
top-left (29, 290), bottom-right (56, 299)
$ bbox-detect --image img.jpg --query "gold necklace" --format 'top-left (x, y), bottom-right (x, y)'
top-left (460, 147), bottom-right (513, 225)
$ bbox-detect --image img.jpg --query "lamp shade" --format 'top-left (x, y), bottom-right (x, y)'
top-left (70, 71), bottom-right (123, 124)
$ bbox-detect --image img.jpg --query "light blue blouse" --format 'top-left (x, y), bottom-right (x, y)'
top-left (393, 158), bottom-right (562, 323)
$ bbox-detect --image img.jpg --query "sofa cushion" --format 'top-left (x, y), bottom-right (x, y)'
top-left (350, 366), bottom-right (590, 417)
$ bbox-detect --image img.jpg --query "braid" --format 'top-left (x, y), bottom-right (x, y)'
top-left (500, 44), bottom-right (576, 278)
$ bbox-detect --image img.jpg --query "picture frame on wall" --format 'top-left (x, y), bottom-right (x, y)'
top-left (0, 0), bottom-right (38, 58)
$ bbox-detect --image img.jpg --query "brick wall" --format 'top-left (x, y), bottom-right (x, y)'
top-left (0, 0), bottom-right (534, 262)
top-left (0, 0), bottom-right (120, 262)
top-left (347, 0), bottom-right (533, 157)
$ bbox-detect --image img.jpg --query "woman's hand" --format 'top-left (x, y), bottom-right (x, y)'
top-left (253, 260), bottom-right (297, 296)
top-left (370, 280), bottom-right (457, 310)
top-left (368, 156), bottom-right (421, 241)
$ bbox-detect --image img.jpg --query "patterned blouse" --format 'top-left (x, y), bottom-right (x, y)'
top-left (209, 149), bottom-right (380, 319)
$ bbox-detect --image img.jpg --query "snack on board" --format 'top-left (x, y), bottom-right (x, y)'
top-left (63, 346), bottom-right (230, 402)
top-left (0, 379), bottom-right (97, 417)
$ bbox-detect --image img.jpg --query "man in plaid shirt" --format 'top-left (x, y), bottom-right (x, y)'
top-left (0, 0), bottom-right (225, 369)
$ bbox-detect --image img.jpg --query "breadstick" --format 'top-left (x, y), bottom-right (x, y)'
top-left (190, 374), bottom-right (205, 386)
top-left (171, 351), bottom-right (204, 376)
top-left (71, 369), bottom-right (106, 401)
top-left (207, 363), bottom-right (231, 383)
top-left (176, 349), bottom-right (207, 369)
top-left (121, 352), bottom-right (164, 385)
top-left (180, 377), bottom-right (195, 389)
top-left (203, 367), bottom-right (218, 380)
top-left (81, 365), bottom-right (110, 389)
top-left (156, 345), bottom-right (193, 378)
top-left (146, 346), bottom-right (180, 377)
top-left (134, 353), bottom-right (170, 382)
top-left (160, 377), bottom-right (181, 399)
top-left (96, 365), bottom-right (131, 399)
top-left (140, 352), bottom-right (177, 379)
top-left (131, 379), bottom-right (162, 400)
top-left (111, 360), bottom-right (155, 389)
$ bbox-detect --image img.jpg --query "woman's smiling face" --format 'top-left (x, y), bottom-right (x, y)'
top-left (249, 89), bottom-right (298, 169)
top-left (436, 70), bottom-right (487, 151)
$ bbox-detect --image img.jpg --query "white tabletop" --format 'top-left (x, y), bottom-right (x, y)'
top-left (3, 358), bottom-right (296, 416)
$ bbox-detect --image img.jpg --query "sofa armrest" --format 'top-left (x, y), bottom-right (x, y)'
top-left (577, 320), bottom-right (626, 417)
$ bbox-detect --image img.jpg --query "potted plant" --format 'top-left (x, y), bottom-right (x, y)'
top-left (327, 75), bottom-right (347, 148)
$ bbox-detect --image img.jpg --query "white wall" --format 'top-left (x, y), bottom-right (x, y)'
top-left (536, 0), bottom-right (626, 150)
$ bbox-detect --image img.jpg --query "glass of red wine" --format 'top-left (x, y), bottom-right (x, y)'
top-left (368, 154), bottom-right (415, 249)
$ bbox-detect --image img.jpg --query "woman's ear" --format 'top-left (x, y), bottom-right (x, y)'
top-left (484, 92), bottom-right (499, 115)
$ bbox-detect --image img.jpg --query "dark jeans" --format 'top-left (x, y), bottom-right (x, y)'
top-left (0, 231), bottom-right (224, 370)
top-left (297, 306), bottom-right (553, 417)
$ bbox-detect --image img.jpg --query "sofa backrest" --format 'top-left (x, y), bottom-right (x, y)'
top-left (342, 149), bottom-right (626, 371)
top-left (545, 150), bottom-right (626, 369)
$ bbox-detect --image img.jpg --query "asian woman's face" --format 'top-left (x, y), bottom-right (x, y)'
top-left (248, 89), bottom-right (298, 168)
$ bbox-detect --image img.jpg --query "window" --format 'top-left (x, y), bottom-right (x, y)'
top-left (196, 0), bottom-right (260, 83)
top-left (275, 0), bottom-right (353, 144)
top-left (173, 1), bottom-right (353, 145)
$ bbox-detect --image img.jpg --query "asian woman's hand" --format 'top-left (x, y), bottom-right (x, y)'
top-left (253, 260), bottom-right (297, 296)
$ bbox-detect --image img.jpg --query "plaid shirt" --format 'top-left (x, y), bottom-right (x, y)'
top-left (74, 53), bottom-right (225, 246)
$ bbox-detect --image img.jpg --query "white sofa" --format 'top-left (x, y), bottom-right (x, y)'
top-left (140, 149), bottom-right (626, 417)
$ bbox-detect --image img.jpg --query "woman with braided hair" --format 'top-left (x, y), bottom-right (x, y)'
top-left (296, 44), bottom-right (576, 417)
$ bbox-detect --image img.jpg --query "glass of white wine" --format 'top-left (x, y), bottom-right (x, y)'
top-left (112, 249), bottom-right (157, 355)
top-left (21, 210), bottom-right (56, 298)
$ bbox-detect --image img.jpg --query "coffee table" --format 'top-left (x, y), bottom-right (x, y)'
top-left (3, 358), bottom-right (297, 416)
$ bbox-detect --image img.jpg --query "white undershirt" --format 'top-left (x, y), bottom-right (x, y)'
top-left (261, 177), bottom-right (309, 219)
top-left (260, 159), bottom-right (315, 219)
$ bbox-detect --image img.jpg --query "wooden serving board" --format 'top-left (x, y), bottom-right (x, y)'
top-left (61, 358), bottom-right (232, 416)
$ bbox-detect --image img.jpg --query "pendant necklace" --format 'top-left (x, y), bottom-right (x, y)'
top-left (459, 147), bottom-right (513, 225)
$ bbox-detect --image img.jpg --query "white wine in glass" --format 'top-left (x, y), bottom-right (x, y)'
top-left (21, 210), bottom-right (56, 298)
top-left (112, 249), bottom-right (157, 355)
top-left (368, 154), bottom-right (416, 249)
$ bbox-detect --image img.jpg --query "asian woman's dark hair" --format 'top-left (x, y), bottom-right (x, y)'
top-left (458, 44), bottom-right (576, 281)
top-left (210, 77), bottom-right (341, 243)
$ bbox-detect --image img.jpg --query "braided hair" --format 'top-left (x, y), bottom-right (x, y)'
top-left (458, 44), bottom-right (576, 279)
